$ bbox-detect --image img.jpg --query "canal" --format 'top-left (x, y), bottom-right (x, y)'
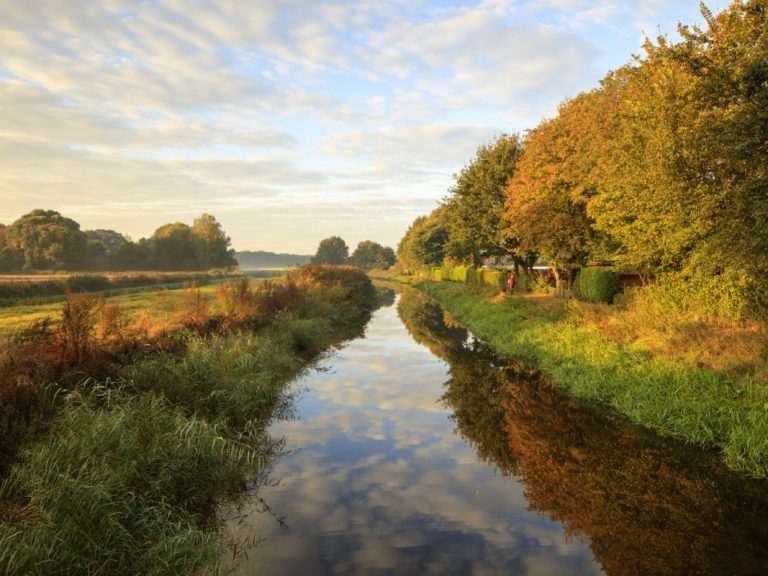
top-left (227, 288), bottom-right (768, 575)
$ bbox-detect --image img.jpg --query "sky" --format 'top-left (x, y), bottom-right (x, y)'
top-left (0, 0), bottom-right (731, 254)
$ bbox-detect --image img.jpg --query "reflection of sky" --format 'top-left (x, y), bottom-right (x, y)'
top-left (227, 300), bottom-right (603, 575)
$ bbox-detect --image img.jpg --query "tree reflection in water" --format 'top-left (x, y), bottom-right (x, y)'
top-left (397, 289), bottom-right (768, 576)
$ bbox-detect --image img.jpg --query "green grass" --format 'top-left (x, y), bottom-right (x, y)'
top-left (0, 282), bottom-right (227, 336)
top-left (0, 391), bottom-right (251, 576)
top-left (123, 314), bottom-right (335, 429)
top-left (417, 280), bottom-right (768, 479)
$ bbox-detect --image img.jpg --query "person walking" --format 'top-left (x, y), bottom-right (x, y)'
top-left (506, 273), bottom-right (516, 295)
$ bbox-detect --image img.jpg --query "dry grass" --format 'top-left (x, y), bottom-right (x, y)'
top-left (571, 296), bottom-right (768, 383)
top-left (0, 283), bottom-right (225, 336)
top-left (0, 271), bottom-right (219, 283)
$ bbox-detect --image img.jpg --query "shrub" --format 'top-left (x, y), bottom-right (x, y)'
top-left (216, 278), bottom-right (258, 323)
top-left (58, 291), bottom-right (97, 364)
top-left (179, 283), bottom-right (210, 328)
top-left (65, 275), bottom-right (111, 293)
top-left (95, 296), bottom-right (123, 345)
top-left (286, 264), bottom-right (376, 312)
top-left (573, 267), bottom-right (621, 304)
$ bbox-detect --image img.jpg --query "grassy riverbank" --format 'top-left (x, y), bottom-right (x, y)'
top-left (411, 279), bottom-right (768, 479)
top-left (0, 265), bottom-right (378, 575)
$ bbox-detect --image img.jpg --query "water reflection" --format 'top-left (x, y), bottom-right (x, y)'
top-left (228, 289), bottom-right (768, 575)
top-left (228, 291), bottom-right (601, 575)
top-left (398, 289), bottom-right (768, 576)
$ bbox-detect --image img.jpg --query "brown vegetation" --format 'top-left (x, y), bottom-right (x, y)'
top-left (0, 264), bottom-right (376, 476)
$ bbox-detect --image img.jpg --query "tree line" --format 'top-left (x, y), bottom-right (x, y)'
top-left (0, 209), bottom-right (237, 272)
top-left (312, 236), bottom-right (396, 271)
top-left (398, 0), bottom-right (767, 318)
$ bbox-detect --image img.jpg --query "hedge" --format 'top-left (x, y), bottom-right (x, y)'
top-left (430, 266), bottom-right (506, 290)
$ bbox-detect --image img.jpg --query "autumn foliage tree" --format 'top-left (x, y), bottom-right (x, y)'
top-left (504, 94), bottom-right (601, 287)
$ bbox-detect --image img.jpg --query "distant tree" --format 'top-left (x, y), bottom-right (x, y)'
top-left (0, 223), bottom-right (23, 272)
top-left (85, 229), bottom-right (128, 256)
top-left (113, 238), bottom-right (152, 270)
top-left (190, 213), bottom-right (236, 269)
top-left (311, 236), bottom-right (349, 265)
top-left (350, 240), bottom-right (396, 271)
top-left (397, 208), bottom-right (449, 272)
top-left (443, 133), bottom-right (523, 268)
top-left (151, 222), bottom-right (197, 270)
top-left (5, 209), bottom-right (87, 270)
top-left (84, 229), bottom-right (129, 270)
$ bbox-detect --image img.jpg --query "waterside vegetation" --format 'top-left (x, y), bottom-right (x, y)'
top-left (0, 264), bottom-right (378, 575)
top-left (397, 288), bottom-right (768, 575)
top-left (402, 277), bottom-right (768, 479)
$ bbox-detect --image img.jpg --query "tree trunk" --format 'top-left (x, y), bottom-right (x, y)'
top-left (551, 265), bottom-right (561, 289)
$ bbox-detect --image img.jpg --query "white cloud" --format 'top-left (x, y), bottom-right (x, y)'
top-left (0, 0), bottom-right (735, 251)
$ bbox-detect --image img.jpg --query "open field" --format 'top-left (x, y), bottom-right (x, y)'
top-left (0, 271), bottom-right (225, 283)
top-left (0, 283), bottom-right (224, 336)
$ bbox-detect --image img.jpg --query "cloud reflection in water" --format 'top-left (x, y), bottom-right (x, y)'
top-left (227, 299), bottom-right (602, 575)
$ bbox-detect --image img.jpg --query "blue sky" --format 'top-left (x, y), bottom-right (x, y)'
top-left (0, 0), bottom-right (730, 253)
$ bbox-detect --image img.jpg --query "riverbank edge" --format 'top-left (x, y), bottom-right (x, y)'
top-left (405, 278), bottom-right (767, 480)
top-left (0, 266), bottom-right (380, 575)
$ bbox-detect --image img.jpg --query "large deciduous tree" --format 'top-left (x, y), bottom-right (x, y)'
top-left (670, 0), bottom-right (768, 302)
top-left (349, 240), bottom-right (396, 271)
top-left (151, 222), bottom-right (197, 270)
top-left (84, 229), bottom-right (129, 270)
top-left (443, 133), bottom-right (523, 268)
top-left (5, 209), bottom-right (87, 270)
top-left (397, 208), bottom-right (449, 273)
top-left (587, 45), bottom-right (704, 275)
top-left (0, 223), bottom-right (23, 272)
top-left (190, 213), bottom-right (236, 269)
top-left (311, 236), bottom-right (349, 265)
top-left (505, 94), bottom-right (601, 287)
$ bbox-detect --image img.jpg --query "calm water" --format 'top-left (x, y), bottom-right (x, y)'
top-left (227, 289), bottom-right (768, 575)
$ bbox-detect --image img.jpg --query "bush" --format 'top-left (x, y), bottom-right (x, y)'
top-left (430, 266), bottom-right (505, 290)
top-left (286, 264), bottom-right (376, 312)
top-left (65, 275), bottom-right (111, 293)
top-left (573, 267), bottom-right (621, 304)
